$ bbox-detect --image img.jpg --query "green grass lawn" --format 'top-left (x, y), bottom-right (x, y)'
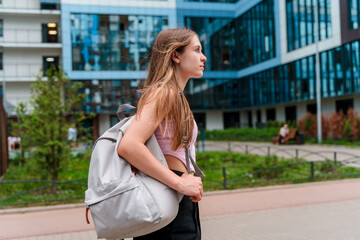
top-left (2, 150), bottom-right (360, 208)
top-left (196, 152), bottom-right (360, 190)
top-left (0, 151), bottom-right (90, 208)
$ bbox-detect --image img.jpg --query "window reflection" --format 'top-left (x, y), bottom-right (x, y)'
top-left (185, 0), bottom-right (275, 71)
top-left (71, 14), bottom-right (168, 71)
top-left (185, 41), bottom-right (360, 110)
top-left (286, 0), bottom-right (332, 51)
top-left (78, 79), bottom-right (142, 113)
top-left (349, 0), bottom-right (360, 29)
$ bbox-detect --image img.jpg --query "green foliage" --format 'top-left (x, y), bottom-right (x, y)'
top-left (202, 127), bottom-right (279, 142)
top-left (266, 120), bottom-right (284, 128)
top-left (305, 116), bottom-right (314, 130)
top-left (196, 152), bottom-right (360, 190)
top-left (0, 151), bottom-right (90, 207)
top-left (343, 120), bottom-right (352, 139)
top-left (12, 65), bottom-right (92, 193)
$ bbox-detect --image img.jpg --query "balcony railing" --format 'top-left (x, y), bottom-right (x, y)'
top-left (0, 0), bottom-right (60, 10)
top-left (0, 63), bottom-right (43, 78)
top-left (0, 28), bottom-right (61, 44)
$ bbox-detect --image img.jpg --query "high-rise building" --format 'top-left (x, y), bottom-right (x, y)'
top-left (1, 0), bottom-right (360, 137)
top-left (0, 0), bottom-right (61, 115)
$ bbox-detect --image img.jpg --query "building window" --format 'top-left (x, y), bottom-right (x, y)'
top-left (42, 23), bottom-right (58, 43)
top-left (194, 113), bottom-right (206, 130)
top-left (0, 19), bottom-right (3, 37)
top-left (286, 0), bottom-right (332, 52)
top-left (78, 79), bottom-right (140, 114)
top-left (40, 0), bottom-right (60, 10)
top-left (71, 14), bottom-right (168, 71)
top-left (0, 52), bottom-right (3, 70)
top-left (184, 0), bottom-right (238, 2)
top-left (185, 0), bottom-right (275, 71)
top-left (285, 106), bottom-right (297, 122)
top-left (306, 103), bottom-right (317, 114)
top-left (349, 0), bottom-right (360, 29)
top-left (223, 112), bottom-right (240, 129)
top-left (185, 41), bottom-right (360, 112)
top-left (43, 56), bottom-right (59, 75)
top-left (185, 17), bottom-right (233, 71)
top-left (266, 108), bottom-right (276, 121)
top-left (336, 98), bottom-right (354, 114)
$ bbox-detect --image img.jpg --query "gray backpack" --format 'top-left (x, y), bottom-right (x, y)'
top-left (84, 104), bottom-right (203, 239)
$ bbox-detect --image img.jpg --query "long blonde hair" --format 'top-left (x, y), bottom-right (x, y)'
top-left (137, 28), bottom-right (197, 150)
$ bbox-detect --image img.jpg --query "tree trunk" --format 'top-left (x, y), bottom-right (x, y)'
top-left (51, 170), bottom-right (58, 194)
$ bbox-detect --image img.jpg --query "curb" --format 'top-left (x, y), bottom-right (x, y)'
top-left (0, 203), bottom-right (86, 215)
top-left (2, 178), bottom-right (359, 215)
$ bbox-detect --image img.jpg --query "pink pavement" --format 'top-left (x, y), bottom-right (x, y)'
top-left (1, 178), bottom-right (360, 239)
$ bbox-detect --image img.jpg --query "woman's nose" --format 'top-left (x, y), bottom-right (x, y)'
top-left (201, 54), bottom-right (207, 62)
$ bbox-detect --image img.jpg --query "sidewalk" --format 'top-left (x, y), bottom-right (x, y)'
top-left (1, 178), bottom-right (360, 240)
top-left (203, 141), bottom-right (360, 165)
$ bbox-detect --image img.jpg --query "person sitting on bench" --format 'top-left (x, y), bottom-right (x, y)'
top-left (278, 124), bottom-right (289, 144)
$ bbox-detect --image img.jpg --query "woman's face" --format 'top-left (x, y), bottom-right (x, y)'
top-left (176, 36), bottom-right (207, 80)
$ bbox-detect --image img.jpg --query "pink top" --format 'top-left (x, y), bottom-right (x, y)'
top-left (154, 121), bottom-right (198, 173)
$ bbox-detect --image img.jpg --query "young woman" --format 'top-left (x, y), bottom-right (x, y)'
top-left (117, 28), bottom-right (207, 239)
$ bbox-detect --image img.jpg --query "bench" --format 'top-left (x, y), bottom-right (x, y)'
top-left (271, 129), bottom-right (301, 145)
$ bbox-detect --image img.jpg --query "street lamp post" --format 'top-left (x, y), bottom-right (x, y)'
top-left (314, 0), bottom-right (322, 143)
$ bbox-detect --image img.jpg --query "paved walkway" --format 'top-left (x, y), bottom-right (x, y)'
top-left (203, 141), bottom-right (360, 166)
top-left (2, 142), bottom-right (360, 239)
top-left (1, 178), bottom-right (360, 240)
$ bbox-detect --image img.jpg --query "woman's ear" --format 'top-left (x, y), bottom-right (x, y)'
top-left (172, 51), bottom-right (180, 64)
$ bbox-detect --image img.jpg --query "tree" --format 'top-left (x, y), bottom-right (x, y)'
top-left (15, 66), bottom-right (91, 193)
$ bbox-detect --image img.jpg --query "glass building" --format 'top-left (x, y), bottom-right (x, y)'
top-left (59, 0), bottom-right (360, 134)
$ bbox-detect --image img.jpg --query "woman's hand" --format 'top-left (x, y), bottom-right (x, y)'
top-left (177, 173), bottom-right (203, 202)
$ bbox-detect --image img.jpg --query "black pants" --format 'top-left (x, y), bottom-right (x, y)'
top-left (279, 134), bottom-right (284, 144)
top-left (134, 170), bottom-right (201, 240)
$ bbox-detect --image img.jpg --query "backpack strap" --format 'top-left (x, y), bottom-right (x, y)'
top-left (116, 104), bottom-right (136, 120)
top-left (186, 146), bottom-right (205, 179)
top-left (117, 103), bottom-right (204, 178)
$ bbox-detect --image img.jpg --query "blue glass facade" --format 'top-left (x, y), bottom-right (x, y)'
top-left (185, 0), bottom-right (275, 70)
top-left (71, 14), bottom-right (168, 71)
top-left (184, 0), bottom-right (238, 2)
top-left (185, 40), bottom-right (360, 110)
top-left (349, 0), bottom-right (360, 29)
top-left (78, 79), bottom-right (140, 114)
top-left (60, 0), bottom-right (360, 129)
top-left (286, 0), bottom-right (332, 51)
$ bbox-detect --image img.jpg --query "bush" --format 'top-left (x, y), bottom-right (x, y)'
top-left (202, 127), bottom-right (279, 142)
top-left (298, 108), bottom-right (360, 142)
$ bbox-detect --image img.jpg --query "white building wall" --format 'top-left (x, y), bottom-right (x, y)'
top-left (321, 98), bottom-right (336, 115)
top-left (261, 108), bottom-right (266, 123)
top-left (6, 82), bottom-right (32, 114)
top-left (206, 111), bottom-right (223, 130)
top-left (61, 0), bottom-right (176, 8)
top-left (240, 110), bottom-right (248, 127)
top-left (3, 15), bottom-right (60, 44)
top-left (0, 2), bottom-right (61, 115)
top-left (297, 103), bottom-right (307, 120)
top-left (4, 48), bottom-right (61, 80)
top-left (354, 95), bottom-right (360, 111)
top-left (276, 105), bottom-right (285, 122)
top-left (279, 0), bottom-right (342, 64)
top-left (1, 0), bottom-right (41, 9)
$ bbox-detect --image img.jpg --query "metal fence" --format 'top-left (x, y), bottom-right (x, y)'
top-left (0, 178), bottom-right (87, 207)
top-left (2, 140), bottom-right (360, 207)
top-left (197, 141), bottom-right (360, 189)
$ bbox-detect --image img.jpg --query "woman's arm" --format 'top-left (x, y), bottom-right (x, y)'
top-left (117, 100), bottom-right (203, 202)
